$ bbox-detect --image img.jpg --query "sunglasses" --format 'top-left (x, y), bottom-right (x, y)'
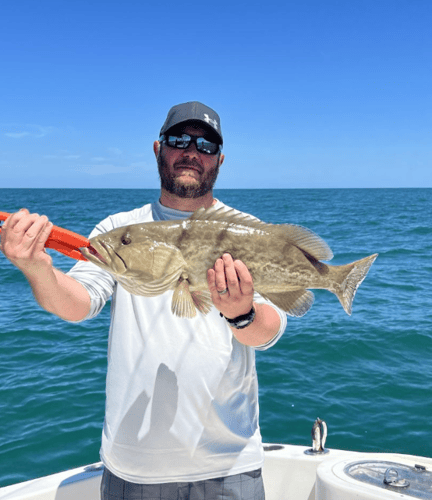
top-left (160, 134), bottom-right (222, 155)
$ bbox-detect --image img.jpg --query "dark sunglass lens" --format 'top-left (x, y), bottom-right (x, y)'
top-left (197, 138), bottom-right (219, 154)
top-left (167, 135), bottom-right (190, 149)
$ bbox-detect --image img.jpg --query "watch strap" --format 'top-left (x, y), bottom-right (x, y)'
top-left (222, 306), bottom-right (256, 329)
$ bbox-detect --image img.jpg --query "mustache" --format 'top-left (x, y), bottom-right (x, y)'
top-left (174, 158), bottom-right (203, 173)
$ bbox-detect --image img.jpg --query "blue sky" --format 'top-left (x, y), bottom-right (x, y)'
top-left (1, 0), bottom-right (431, 189)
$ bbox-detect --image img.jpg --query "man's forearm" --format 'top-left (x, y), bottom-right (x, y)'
top-left (231, 302), bottom-right (281, 347)
top-left (24, 266), bottom-right (91, 322)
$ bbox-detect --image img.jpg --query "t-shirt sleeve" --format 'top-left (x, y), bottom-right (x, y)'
top-left (252, 292), bottom-right (287, 351)
top-left (66, 217), bottom-right (117, 322)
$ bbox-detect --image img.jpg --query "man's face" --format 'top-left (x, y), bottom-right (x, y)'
top-left (157, 124), bottom-right (223, 199)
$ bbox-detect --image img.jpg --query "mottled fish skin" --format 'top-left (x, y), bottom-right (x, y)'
top-left (80, 206), bottom-right (378, 318)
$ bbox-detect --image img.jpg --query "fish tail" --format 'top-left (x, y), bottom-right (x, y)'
top-left (335, 253), bottom-right (378, 315)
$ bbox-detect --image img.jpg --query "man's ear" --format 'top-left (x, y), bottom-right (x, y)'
top-left (153, 140), bottom-right (160, 158)
top-left (219, 153), bottom-right (225, 167)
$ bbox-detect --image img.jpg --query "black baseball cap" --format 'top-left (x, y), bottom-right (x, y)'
top-left (160, 101), bottom-right (223, 144)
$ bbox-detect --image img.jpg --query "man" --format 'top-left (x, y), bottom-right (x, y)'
top-left (0, 102), bottom-right (287, 500)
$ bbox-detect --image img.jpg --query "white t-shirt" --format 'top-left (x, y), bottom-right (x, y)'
top-left (67, 200), bottom-right (287, 484)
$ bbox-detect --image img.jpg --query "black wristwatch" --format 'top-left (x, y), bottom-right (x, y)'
top-left (221, 306), bottom-right (256, 329)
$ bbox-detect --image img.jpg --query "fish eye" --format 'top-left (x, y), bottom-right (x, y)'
top-left (121, 235), bottom-right (132, 245)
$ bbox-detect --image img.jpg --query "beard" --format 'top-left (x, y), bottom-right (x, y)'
top-left (157, 154), bottom-right (220, 199)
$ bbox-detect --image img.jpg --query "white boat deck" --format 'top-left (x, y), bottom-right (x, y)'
top-left (1, 444), bottom-right (431, 500)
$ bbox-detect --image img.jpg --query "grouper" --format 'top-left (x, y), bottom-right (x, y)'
top-left (80, 206), bottom-right (378, 318)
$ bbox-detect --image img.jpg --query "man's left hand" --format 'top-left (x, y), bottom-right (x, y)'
top-left (207, 253), bottom-right (254, 319)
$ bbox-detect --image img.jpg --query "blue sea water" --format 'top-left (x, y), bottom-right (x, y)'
top-left (0, 188), bottom-right (431, 487)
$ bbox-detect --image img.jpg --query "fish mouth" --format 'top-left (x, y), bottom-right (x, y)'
top-left (79, 244), bottom-right (109, 265)
top-left (80, 241), bottom-right (127, 274)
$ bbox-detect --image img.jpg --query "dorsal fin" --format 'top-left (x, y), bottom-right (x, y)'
top-left (188, 206), bottom-right (333, 262)
top-left (188, 205), bottom-right (265, 227)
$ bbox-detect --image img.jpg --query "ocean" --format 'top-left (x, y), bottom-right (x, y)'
top-left (0, 188), bottom-right (431, 487)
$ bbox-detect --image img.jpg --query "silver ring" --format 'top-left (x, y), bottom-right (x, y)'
top-left (217, 288), bottom-right (228, 295)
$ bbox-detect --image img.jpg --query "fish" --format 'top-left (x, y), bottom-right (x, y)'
top-left (80, 206), bottom-right (378, 318)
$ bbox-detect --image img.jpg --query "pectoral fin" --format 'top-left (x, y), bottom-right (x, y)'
top-left (117, 267), bottom-right (183, 297)
top-left (260, 289), bottom-right (315, 317)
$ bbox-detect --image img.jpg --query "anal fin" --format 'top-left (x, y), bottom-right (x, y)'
top-left (260, 289), bottom-right (314, 317)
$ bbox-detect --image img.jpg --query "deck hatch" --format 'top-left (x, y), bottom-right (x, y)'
top-left (344, 460), bottom-right (432, 499)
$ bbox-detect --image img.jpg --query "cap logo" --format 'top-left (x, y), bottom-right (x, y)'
top-left (204, 114), bottom-right (218, 131)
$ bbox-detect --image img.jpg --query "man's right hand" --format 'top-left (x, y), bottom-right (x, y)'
top-left (0, 208), bottom-right (54, 276)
